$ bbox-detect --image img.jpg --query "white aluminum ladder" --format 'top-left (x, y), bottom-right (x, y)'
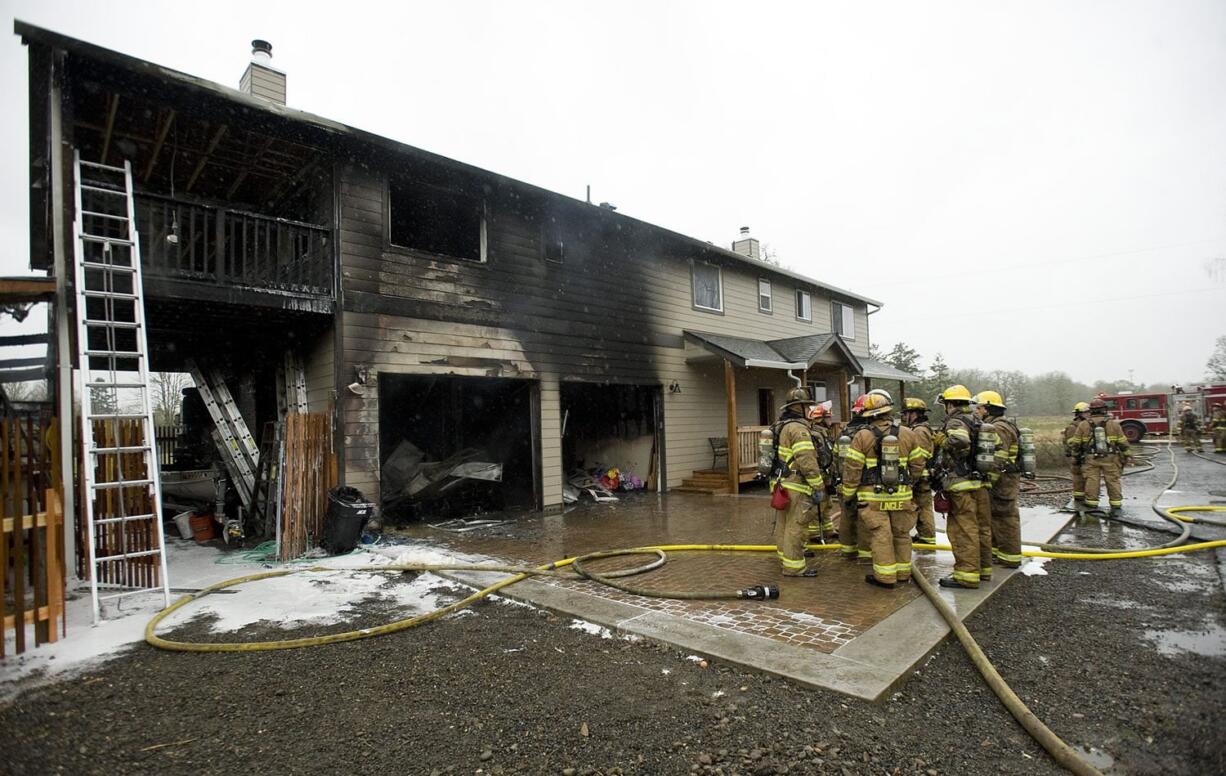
top-left (72, 152), bottom-right (171, 622)
top-left (187, 359), bottom-right (258, 507)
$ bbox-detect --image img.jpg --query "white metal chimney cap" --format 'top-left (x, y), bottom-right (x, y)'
top-left (251, 39), bottom-right (273, 64)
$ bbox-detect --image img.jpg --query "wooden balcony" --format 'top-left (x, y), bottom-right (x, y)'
top-left (135, 194), bottom-right (333, 312)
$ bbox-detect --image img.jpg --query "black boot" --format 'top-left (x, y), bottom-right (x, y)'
top-left (1108, 507), bottom-right (1122, 519)
top-left (865, 574), bottom-right (895, 589)
top-left (938, 576), bottom-right (977, 589)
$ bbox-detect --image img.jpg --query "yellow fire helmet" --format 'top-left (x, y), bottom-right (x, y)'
top-left (974, 390), bottom-right (1006, 410)
top-left (1072, 401), bottom-right (1091, 414)
top-left (861, 392), bottom-right (894, 418)
top-left (903, 397), bottom-right (928, 412)
top-left (939, 384), bottom-right (972, 404)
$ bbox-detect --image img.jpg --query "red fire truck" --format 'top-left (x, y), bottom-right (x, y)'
top-left (1099, 384), bottom-right (1226, 443)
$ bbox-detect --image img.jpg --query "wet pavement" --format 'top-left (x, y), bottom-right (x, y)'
top-left (388, 489), bottom-right (1076, 699)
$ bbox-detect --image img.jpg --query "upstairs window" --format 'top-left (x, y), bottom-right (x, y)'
top-left (832, 301), bottom-right (855, 339)
top-left (692, 263), bottom-right (723, 312)
top-left (795, 289), bottom-right (812, 321)
top-left (389, 177), bottom-right (486, 262)
top-left (758, 279), bottom-right (772, 313)
top-left (542, 219), bottom-right (565, 264)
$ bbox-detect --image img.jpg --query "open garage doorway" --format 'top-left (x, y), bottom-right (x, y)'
top-left (378, 375), bottom-right (538, 521)
top-left (561, 382), bottom-right (662, 502)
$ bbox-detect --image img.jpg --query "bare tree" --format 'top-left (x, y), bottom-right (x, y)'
top-left (151, 372), bottom-right (192, 425)
top-left (3, 380), bottom-right (49, 401)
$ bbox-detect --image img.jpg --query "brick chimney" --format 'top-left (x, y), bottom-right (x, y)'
top-left (731, 226), bottom-right (761, 261)
top-left (239, 40), bottom-right (286, 105)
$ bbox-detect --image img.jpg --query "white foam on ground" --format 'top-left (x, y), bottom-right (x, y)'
top-left (570, 619), bottom-right (615, 639)
top-left (1020, 556), bottom-right (1051, 576)
top-left (1, 540), bottom-right (470, 688)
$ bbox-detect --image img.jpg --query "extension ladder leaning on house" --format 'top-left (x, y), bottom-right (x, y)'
top-left (72, 152), bottom-right (171, 622)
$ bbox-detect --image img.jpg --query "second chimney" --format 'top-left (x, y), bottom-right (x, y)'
top-left (732, 226), bottom-right (761, 261)
top-left (240, 40), bottom-right (286, 105)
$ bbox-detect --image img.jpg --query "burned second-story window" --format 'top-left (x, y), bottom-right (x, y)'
top-left (542, 217), bottom-right (565, 264)
top-left (389, 177), bottom-right (486, 262)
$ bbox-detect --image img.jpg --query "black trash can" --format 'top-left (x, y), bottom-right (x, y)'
top-left (322, 486), bottom-right (375, 555)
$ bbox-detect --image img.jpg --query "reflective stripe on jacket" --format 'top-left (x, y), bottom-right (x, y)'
top-left (839, 418), bottom-right (925, 504)
top-left (771, 418), bottom-right (824, 497)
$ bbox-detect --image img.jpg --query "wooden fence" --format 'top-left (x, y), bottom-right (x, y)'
top-left (77, 418), bottom-right (162, 589)
top-left (2, 410), bottom-right (65, 656)
top-left (155, 424), bottom-right (182, 467)
top-left (278, 412), bottom-right (336, 561)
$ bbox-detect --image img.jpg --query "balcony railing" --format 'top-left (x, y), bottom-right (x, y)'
top-left (135, 194), bottom-right (332, 297)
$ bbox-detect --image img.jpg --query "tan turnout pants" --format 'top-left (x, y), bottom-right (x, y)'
top-left (990, 472), bottom-right (1022, 567)
top-left (914, 487), bottom-right (936, 542)
top-left (1069, 461), bottom-right (1085, 503)
top-left (773, 490), bottom-right (812, 575)
top-left (861, 503), bottom-right (918, 584)
top-left (947, 485), bottom-right (991, 587)
top-left (1083, 456), bottom-right (1122, 510)
top-left (1181, 427), bottom-right (1201, 452)
top-left (1214, 427), bottom-right (1226, 453)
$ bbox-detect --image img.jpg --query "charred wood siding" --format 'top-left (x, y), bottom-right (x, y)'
top-left (335, 162), bottom-right (872, 503)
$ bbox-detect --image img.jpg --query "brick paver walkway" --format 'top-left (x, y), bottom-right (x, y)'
top-left (395, 492), bottom-right (957, 655)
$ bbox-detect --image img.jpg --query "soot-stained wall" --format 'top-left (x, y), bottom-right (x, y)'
top-left (334, 153), bottom-right (872, 507)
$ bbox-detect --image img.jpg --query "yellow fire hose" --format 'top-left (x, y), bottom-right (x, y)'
top-left (143, 431), bottom-right (1226, 775)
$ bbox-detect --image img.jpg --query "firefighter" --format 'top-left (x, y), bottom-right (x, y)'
top-left (901, 398), bottom-right (937, 544)
top-left (1212, 405), bottom-right (1226, 454)
top-left (837, 394), bottom-right (869, 561)
top-left (1063, 402), bottom-right (1091, 511)
top-left (975, 390), bottom-right (1023, 569)
top-left (1177, 404), bottom-right (1202, 453)
top-left (769, 388), bottom-right (826, 577)
top-left (805, 403), bottom-right (839, 542)
top-left (932, 385), bottom-right (993, 589)
top-left (839, 392), bottom-right (925, 588)
top-left (1075, 398), bottom-right (1132, 516)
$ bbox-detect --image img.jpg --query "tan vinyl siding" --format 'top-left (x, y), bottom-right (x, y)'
top-left (303, 326), bottom-right (334, 414)
top-left (336, 161), bottom-right (876, 499)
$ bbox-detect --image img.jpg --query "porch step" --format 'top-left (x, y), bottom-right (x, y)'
top-left (674, 485), bottom-right (731, 495)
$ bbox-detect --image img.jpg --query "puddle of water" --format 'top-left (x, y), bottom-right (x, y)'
top-left (1147, 558), bottom-right (1217, 593)
top-left (1143, 617), bottom-right (1226, 657)
top-left (1071, 745), bottom-right (1115, 771)
top-left (1079, 593), bottom-right (1149, 611)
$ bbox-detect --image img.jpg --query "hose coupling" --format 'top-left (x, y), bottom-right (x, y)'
top-left (738, 584), bottom-right (780, 601)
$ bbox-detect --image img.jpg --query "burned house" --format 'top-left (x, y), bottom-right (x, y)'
top-left (17, 21), bottom-right (911, 540)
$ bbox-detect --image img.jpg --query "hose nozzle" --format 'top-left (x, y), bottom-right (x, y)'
top-left (738, 584), bottom-right (780, 601)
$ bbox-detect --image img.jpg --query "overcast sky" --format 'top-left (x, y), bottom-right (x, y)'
top-left (2, 0), bottom-right (1223, 385)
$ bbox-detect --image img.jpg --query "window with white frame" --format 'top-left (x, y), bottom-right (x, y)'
top-left (692, 263), bottom-right (723, 312)
top-left (758, 278), bottom-right (772, 313)
top-left (795, 289), bottom-right (811, 321)
top-left (832, 301), bottom-right (856, 339)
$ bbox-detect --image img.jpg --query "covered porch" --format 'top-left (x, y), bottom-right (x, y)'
top-left (679, 331), bottom-right (867, 495)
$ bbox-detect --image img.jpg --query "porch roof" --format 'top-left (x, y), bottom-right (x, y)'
top-left (859, 357), bottom-right (922, 383)
top-left (684, 330), bottom-right (864, 374)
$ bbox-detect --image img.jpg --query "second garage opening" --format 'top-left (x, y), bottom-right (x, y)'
top-left (561, 382), bottom-right (661, 501)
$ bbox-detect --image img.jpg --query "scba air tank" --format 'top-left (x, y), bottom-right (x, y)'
top-left (1093, 424), bottom-right (1109, 456)
top-left (835, 434), bottom-right (852, 466)
top-left (975, 423), bottom-right (999, 474)
top-left (880, 433), bottom-right (900, 490)
top-left (757, 428), bottom-right (775, 476)
top-left (1018, 427), bottom-right (1037, 477)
